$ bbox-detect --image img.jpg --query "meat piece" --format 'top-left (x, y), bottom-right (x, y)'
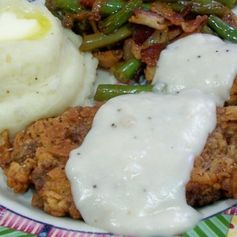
top-left (141, 43), bottom-right (166, 66)
top-left (151, 2), bottom-right (207, 33)
top-left (1, 105), bottom-right (237, 219)
top-left (93, 50), bottom-right (123, 69)
top-left (129, 9), bottom-right (167, 30)
top-left (80, 0), bottom-right (95, 8)
top-left (186, 106), bottom-right (237, 206)
top-left (0, 106), bottom-right (99, 219)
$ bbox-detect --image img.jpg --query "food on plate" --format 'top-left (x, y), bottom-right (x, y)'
top-left (93, 33), bottom-right (237, 102)
top-left (0, 0), bottom-right (97, 136)
top-left (1, 0), bottom-right (237, 235)
top-left (45, 0), bottom-right (237, 86)
top-left (0, 105), bottom-right (99, 219)
top-left (67, 91), bottom-right (216, 236)
top-left (0, 95), bottom-right (237, 233)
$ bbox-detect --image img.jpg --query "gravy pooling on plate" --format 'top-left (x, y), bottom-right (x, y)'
top-left (66, 91), bottom-right (216, 236)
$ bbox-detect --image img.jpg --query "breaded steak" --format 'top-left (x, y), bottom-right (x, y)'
top-left (1, 105), bottom-right (237, 219)
top-left (0, 106), bottom-right (99, 219)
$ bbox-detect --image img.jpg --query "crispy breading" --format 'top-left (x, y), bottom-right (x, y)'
top-left (0, 106), bottom-right (99, 219)
top-left (1, 105), bottom-right (237, 218)
top-left (186, 106), bottom-right (237, 206)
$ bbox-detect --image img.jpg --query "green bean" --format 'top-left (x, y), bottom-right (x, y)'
top-left (100, 0), bottom-right (125, 15)
top-left (112, 59), bottom-right (142, 83)
top-left (201, 24), bottom-right (216, 34)
top-left (169, 0), bottom-right (228, 16)
top-left (99, 0), bottom-right (151, 16)
top-left (208, 15), bottom-right (237, 43)
top-left (99, 0), bottom-right (142, 34)
top-left (216, 0), bottom-right (235, 8)
top-left (94, 84), bottom-right (153, 101)
top-left (80, 25), bottom-right (133, 51)
top-left (54, 0), bottom-right (82, 13)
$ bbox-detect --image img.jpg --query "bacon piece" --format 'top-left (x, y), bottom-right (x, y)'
top-left (141, 43), bottom-right (166, 66)
top-left (133, 25), bottom-right (155, 45)
top-left (94, 50), bottom-right (123, 69)
top-left (151, 2), bottom-right (207, 33)
top-left (181, 15), bottom-right (207, 33)
top-left (151, 2), bottom-right (183, 25)
top-left (168, 27), bottom-right (182, 41)
top-left (129, 9), bottom-right (168, 30)
top-left (80, 0), bottom-right (96, 8)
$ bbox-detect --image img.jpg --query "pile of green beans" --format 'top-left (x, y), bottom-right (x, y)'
top-left (46, 0), bottom-right (237, 101)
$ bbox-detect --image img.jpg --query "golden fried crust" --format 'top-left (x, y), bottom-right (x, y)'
top-left (0, 106), bottom-right (99, 219)
top-left (32, 165), bottom-right (80, 219)
top-left (186, 107), bottom-right (237, 206)
top-left (1, 105), bottom-right (237, 218)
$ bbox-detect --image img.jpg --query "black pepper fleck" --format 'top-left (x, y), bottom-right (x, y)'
top-left (117, 108), bottom-right (122, 112)
top-left (197, 55), bottom-right (201, 58)
top-left (6, 90), bottom-right (10, 94)
top-left (226, 49), bottom-right (230, 52)
top-left (215, 50), bottom-right (219, 53)
top-left (93, 184), bottom-right (97, 189)
top-left (77, 152), bottom-right (81, 156)
top-left (111, 123), bottom-right (117, 128)
top-left (147, 116), bottom-right (152, 120)
top-left (34, 77), bottom-right (38, 80)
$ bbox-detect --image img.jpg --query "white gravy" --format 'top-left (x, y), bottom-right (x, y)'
top-left (153, 33), bottom-right (237, 106)
top-left (66, 91), bottom-right (216, 236)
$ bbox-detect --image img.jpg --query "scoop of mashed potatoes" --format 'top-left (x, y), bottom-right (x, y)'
top-left (0, 0), bottom-right (98, 136)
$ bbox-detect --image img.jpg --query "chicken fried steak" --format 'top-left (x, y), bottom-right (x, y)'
top-left (0, 106), bottom-right (99, 219)
top-left (1, 105), bottom-right (237, 219)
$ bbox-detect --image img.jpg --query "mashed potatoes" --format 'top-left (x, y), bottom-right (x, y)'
top-left (0, 0), bottom-right (98, 136)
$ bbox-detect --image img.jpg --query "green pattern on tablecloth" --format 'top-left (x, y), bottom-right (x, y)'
top-left (0, 226), bottom-right (35, 237)
top-left (183, 214), bottom-right (232, 237)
